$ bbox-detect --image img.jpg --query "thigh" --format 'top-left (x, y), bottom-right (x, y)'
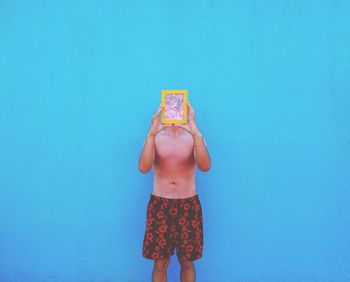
top-left (142, 196), bottom-right (174, 260)
top-left (175, 196), bottom-right (203, 261)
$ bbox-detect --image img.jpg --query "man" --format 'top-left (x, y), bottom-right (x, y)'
top-left (138, 100), bottom-right (211, 282)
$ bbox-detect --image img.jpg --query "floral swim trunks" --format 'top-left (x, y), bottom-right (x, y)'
top-left (142, 193), bottom-right (203, 261)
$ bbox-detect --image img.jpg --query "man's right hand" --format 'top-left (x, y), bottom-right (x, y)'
top-left (148, 103), bottom-right (165, 137)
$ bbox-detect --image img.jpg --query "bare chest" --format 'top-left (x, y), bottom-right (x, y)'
top-left (155, 133), bottom-right (194, 161)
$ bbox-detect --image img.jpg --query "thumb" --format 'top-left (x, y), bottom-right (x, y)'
top-left (175, 123), bottom-right (189, 131)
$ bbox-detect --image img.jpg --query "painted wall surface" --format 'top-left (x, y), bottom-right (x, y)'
top-left (1, 1), bottom-right (349, 281)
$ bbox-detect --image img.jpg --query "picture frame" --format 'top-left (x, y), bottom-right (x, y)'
top-left (161, 90), bottom-right (188, 124)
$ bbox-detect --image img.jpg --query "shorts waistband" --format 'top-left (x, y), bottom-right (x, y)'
top-left (150, 193), bottom-right (199, 201)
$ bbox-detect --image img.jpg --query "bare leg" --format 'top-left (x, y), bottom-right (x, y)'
top-left (180, 258), bottom-right (195, 282)
top-left (152, 257), bottom-right (170, 282)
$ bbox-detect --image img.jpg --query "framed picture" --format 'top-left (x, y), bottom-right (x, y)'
top-left (161, 90), bottom-right (188, 124)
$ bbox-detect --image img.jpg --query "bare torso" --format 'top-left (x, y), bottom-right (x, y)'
top-left (152, 125), bottom-right (197, 199)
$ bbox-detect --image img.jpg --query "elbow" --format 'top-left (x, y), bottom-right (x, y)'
top-left (138, 166), bottom-right (148, 174)
top-left (200, 166), bottom-right (210, 172)
top-left (198, 163), bottom-right (211, 172)
top-left (138, 163), bottom-right (151, 174)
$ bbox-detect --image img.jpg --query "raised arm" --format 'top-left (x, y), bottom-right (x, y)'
top-left (175, 101), bottom-right (211, 172)
top-left (138, 104), bottom-right (165, 173)
top-left (193, 133), bottom-right (211, 172)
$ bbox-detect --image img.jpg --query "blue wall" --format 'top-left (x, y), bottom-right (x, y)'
top-left (1, 1), bottom-right (349, 281)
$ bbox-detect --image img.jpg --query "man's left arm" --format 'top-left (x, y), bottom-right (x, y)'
top-left (177, 100), bottom-right (211, 171)
top-left (193, 131), bottom-right (211, 172)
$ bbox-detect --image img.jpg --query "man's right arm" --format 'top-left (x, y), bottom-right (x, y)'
top-left (138, 132), bottom-right (156, 173)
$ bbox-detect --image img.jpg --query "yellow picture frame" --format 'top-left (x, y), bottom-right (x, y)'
top-left (161, 90), bottom-right (188, 124)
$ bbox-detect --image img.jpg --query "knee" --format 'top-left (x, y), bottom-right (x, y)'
top-left (154, 257), bottom-right (170, 272)
top-left (180, 259), bottom-right (194, 271)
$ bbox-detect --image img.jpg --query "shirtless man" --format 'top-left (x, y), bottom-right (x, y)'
top-left (138, 101), bottom-right (211, 282)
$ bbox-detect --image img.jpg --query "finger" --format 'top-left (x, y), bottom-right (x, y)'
top-left (158, 124), bottom-right (166, 132)
top-left (158, 103), bottom-right (166, 114)
top-left (188, 103), bottom-right (194, 113)
top-left (155, 107), bottom-right (162, 117)
top-left (175, 124), bottom-right (190, 132)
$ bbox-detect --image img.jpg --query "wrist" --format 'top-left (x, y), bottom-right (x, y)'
top-left (147, 130), bottom-right (157, 138)
top-left (192, 130), bottom-right (202, 139)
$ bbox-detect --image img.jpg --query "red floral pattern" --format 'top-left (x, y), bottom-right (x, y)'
top-left (142, 193), bottom-right (203, 261)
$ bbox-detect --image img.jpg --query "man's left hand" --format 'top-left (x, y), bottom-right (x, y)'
top-left (175, 101), bottom-right (201, 137)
